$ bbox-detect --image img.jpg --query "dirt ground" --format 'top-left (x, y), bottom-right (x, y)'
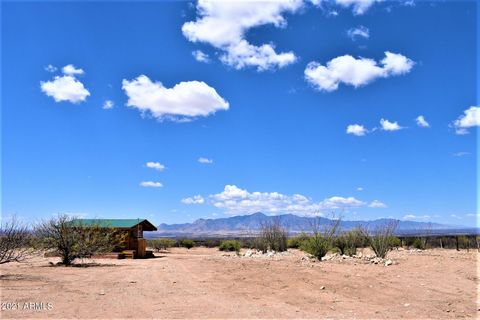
top-left (0, 247), bottom-right (478, 319)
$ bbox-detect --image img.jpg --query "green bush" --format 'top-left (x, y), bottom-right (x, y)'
top-left (181, 239), bottom-right (195, 249)
top-left (412, 238), bottom-right (425, 250)
top-left (287, 234), bottom-right (309, 249)
top-left (334, 229), bottom-right (363, 256)
top-left (361, 221), bottom-right (398, 259)
top-left (219, 240), bottom-right (241, 253)
top-left (389, 236), bottom-right (402, 249)
top-left (149, 238), bottom-right (177, 252)
top-left (301, 235), bottom-right (332, 260)
top-left (298, 217), bottom-right (340, 260)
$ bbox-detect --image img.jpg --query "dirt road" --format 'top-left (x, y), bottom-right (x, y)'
top-left (1, 247), bottom-right (478, 319)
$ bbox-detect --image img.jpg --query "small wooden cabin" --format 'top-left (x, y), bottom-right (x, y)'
top-left (71, 219), bottom-right (157, 258)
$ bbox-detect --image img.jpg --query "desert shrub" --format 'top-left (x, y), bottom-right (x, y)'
top-left (458, 236), bottom-right (471, 251)
top-left (287, 234), bottom-right (309, 249)
top-left (389, 236), bottom-right (402, 249)
top-left (361, 221), bottom-right (398, 259)
top-left (149, 238), bottom-right (177, 252)
top-left (35, 215), bottom-right (127, 266)
top-left (300, 217), bottom-right (340, 260)
top-left (181, 239), bottom-right (195, 249)
top-left (204, 240), bottom-right (219, 248)
top-left (334, 229), bottom-right (363, 256)
top-left (0, 215), bottom-right (33, 264)
top-left (254, 218), bottom-right (288, 253)
top-left (412, 238), bottom-right (425, 250)
top-left (219, 240), bottom-right (241, 253)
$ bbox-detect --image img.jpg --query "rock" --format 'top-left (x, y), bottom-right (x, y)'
top-left (404, 303), bottom-right (410, 307)
top-left (244, 250), bottom-right (253, 257)
top-left (320, 286), bottom-right (325, 290)
top-left (385, 259), bottom-right (393, 266)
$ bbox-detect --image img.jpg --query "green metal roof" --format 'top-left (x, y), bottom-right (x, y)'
top-left (70, 219), bottom-right (157, 231)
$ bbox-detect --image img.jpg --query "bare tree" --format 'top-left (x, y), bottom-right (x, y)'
top-left (0, 216), bottom-right (32, 264)
top-left (361, 220), bottom-right (398, 259)
top-left (35, 214), bottom-right (127, 265)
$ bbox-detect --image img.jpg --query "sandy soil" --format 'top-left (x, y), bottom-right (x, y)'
top-left (1, 247), bottom-right (478, 319)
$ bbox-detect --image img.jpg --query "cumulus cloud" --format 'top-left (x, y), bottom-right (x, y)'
top-left (103, 100), bottom-right (114, 110)
top-left (40, 75), bottom-right (90, 103)
top-left (415, 115), bottom-right (429, 128)
top-left (182, 195), bottom-right (205, 204)
top-left (62, 64), bottom-right (85, 76)
top-left (335, 0), bottom-right (379, 15)
top-left (145, 162), bottom-right (165, 171)
top-left (380, 118), bottom-right (403, 131)
top-left (369, 200), bottom-right (387, 208)
top-left (403, 214), bottom-right (431, 221)
top-left (182, 0), bottom-right (300, 71)
top-left (305, 51), bottom-right (414, 92)
top-left (198, 157), bottom-right (213, 164)
top-left (452, 106), bottom-right (480, 135)
top-left (347, 25), bottom-right (370, 40)
top-left (206, 185), bottom-right (379, 216)
top-left (346, 124), bottom-right (367, 136)
top-left (122, 75), bottom-right (229, 122)
top-left (192, 50), bottom-right (210, 63)
top-left (139, 181), bottom-right (163, 188)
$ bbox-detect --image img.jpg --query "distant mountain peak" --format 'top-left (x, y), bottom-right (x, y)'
top-left (153, 212), bottom-right (475, 238)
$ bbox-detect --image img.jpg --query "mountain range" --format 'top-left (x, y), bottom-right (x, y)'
top-left (149, 212), bottom-right (476, 238)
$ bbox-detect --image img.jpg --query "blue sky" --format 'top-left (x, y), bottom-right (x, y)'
top-left (1, 0), bottom-right (478, 226)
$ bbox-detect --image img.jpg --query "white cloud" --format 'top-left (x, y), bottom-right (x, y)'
top-left (40, 75), bottom-right (90, 103)
top-left (103, 100), bottom-right (114, 109)
top-left (192, 50), bottom-right (210, 63)
top-left (452, 151), bottom-right (470, 157)
top-left (145, 162), bottom-right (165, 171)
top-left (207, 185), bottom-right (377, 216)
top-left (62, 64), bottom-right (85, 76)
top-left (415, 115), bottom-right (429, 128)
top-left (369, 200), bottom-right (387, 208)
top-left (357, 187), bottom-right (363, 191)
top-left (122, 75), bottom-right (229, 122)
top-left (347, 25), bottom-right (370, 40)
top-left (452, 106), bottom-right (480, 135)
top-left (45, 64), bottom-right (57, 72)
top-left (380, 118), bottom-right (403, 131)
top-left (182, 195), bottom-right (205, 204)
top-left (305, 51), bottom-right (414, 92)
top-left (182, 0), bottom-right (301, 71)
top-left (450, 214), bottom-right (461, 219)
top-left (140, 181), bottom-right (163, 188)
top-left (198, 157), bottom-right (213, 164)
top-left (346, 124), bottom-right (367, 136)
top-left (335, 0), bottom-right (379, 15)
top-left (403, 214), bottom-right (431, 221)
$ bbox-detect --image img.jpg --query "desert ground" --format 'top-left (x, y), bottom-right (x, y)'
top-left (0, 247), bottom-right (478, 319)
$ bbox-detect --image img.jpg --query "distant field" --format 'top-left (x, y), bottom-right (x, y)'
top-left (1, 248), bottom-right (478, 319)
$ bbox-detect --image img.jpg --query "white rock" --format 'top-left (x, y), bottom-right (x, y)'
top-left (385, 259), bottom-right (393, 266)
